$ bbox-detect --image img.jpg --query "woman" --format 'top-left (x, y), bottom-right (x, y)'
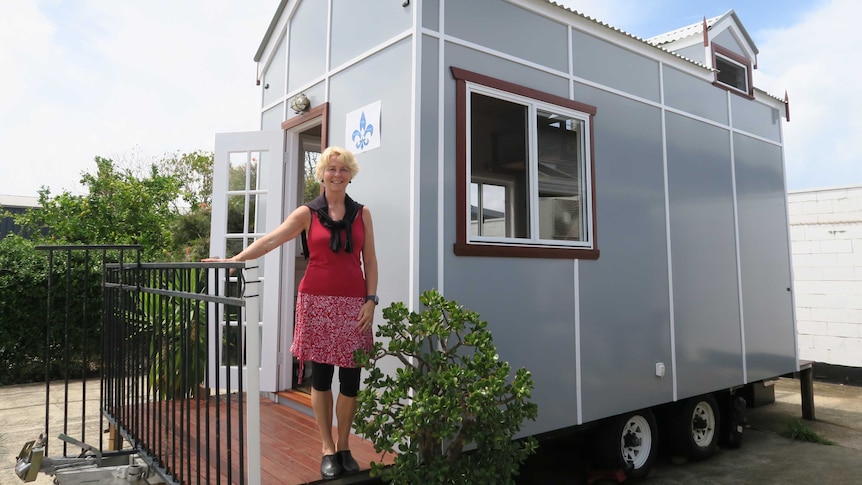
top-left (206, 146), bottom-right (378, 479)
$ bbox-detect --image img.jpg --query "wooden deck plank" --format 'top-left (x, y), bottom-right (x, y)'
top-left (134, 392), bottom-right (393, 484)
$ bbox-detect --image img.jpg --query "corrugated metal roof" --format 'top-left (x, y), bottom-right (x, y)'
top-left (646, 9), bottom-right (758, 55)
top-left (542, 1), bottom-right (710, 69)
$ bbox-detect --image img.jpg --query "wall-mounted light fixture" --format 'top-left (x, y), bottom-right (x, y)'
top-left (290, 93), bottom-right (311, 114)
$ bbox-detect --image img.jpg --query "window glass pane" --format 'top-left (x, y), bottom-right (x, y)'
top-left (716, 56), bottom-right (747, 91)
top-left (471, 182), bottom-right (508, 237)
top-left (228, 152), bottom-right (247, 191)
top-left (537, 111), bottom-right (585, 241)
top-left (226, 194), bottom-right (246, 234)
top-left (470, 92), bottom-right (529, 238)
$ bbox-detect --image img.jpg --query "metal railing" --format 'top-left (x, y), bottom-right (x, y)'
top-left (20, 245), bottom-right (263, 484)
top-left (102, 260), bottom-right (259, 485)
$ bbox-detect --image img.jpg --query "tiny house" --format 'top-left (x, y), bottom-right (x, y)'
top-left (209, 1), bottom-right (797, 476)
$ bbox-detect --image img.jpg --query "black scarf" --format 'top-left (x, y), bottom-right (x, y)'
top-left (305, 193), bottom-right (363, 254)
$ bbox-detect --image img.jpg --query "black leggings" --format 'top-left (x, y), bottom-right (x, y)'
top-left (310, 362), bottom-right (361, 398)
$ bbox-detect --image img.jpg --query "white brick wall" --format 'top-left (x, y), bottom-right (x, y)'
top-left (789, 185), bottom-right (862, 368)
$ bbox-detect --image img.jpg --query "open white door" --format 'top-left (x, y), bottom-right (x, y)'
top-left (210, 130), bottom-right (286, 392)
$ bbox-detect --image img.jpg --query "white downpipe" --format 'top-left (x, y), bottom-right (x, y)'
top-left (244, 262), bottom-right (262, 485)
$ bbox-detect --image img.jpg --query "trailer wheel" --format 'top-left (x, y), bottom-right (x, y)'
top-left (595, 409), bottom-right (658, 479)
top-left (669, 394), bottom-right (720, 460)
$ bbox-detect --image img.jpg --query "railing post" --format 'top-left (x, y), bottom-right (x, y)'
top-left (244, 261), bottom-right (262, 485)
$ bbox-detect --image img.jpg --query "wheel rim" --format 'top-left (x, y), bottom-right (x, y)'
top-left (620, 415), bottom-right (653, 469)
top-left (691, 401), bottom-right (716, 447)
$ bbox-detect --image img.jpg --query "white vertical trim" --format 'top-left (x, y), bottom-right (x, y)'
top-left (574, 259), bottom-right (582, 424)
top-left (778, 113), bottom-right (800, 370)
top-left (727, 90), bottom-right (748, 384)
top-left (244, 262), bottom-right (262, 485)
top-left (437, 0), bottom-right (446, 295)
top-left (409, 0), bottom-right (421, 311)
top-left (659, 63), bottom-right (678, 402)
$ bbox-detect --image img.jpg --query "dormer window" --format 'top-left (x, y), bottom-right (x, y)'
top-left (712, 44), bottom-right (753, 98)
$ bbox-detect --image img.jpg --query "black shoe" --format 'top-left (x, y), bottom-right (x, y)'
top-left (320, 454), bottom-right (342, 479)
top-left (336, 450), bottom-right (360, 474)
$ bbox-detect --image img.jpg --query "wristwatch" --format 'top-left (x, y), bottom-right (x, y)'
top-left (364, 294), bottom-right (379, 305)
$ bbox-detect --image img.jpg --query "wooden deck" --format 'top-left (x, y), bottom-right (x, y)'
top-left (136, 392), bottom-right (393, 484)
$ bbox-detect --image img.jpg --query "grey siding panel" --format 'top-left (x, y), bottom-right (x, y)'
top-left (714, 30), bottom-right (747, 58)
top-left (576, 86), bottom-right (672, 422)
top-left (282, 82), bottom-right (326, 125)
top-left (443, 257), bottom-right (579, 436)
top-left (419, 35), bottom-right (440, 295)
top-left (665, 113), bottom-right (743, 398)
top-left (328, 38), bottom-right (414, 310)
top-left (675, 44), bottom-right (706, 65)
top-left (330, 0), bottom-right (412, 68)
top-left (663, 66), bottom-right (729, 124)
top-left (263, 35), bottom-right (287, 107)
top-left (445, 0), bottom-right (568, 72)
top-left (731, 96), bottom-right (781, 142)
top-left (733, 134), bottom-right (796, 380)
top-left (287, 0), bottom-right (327, 92)
top-left (445, 43), bottom-right (569, 99)
top-left (261, 102), bottom-right (283, 130)
top-left (422, 0), bottom-right (440, 31)
top-left (571, 29), bottom-right (660, 102)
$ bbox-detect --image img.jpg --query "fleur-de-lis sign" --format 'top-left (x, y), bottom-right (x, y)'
top-left (351, 112), bottom-right (375, 151)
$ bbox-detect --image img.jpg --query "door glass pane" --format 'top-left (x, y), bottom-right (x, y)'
top-left (228, 152), bottom-right (247, 191)
top-left (225, 238), bottom-right (244, 258)
top-left (536, 111), bottom-right (584, 241)
top-left (226, 194), bottom-right (246, 233)
top-left (249, 151), bottom-right (260, 191)
top-left (248, 195), bottom-right (257, 233)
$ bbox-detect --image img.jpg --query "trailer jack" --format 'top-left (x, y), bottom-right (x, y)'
top-left (15, 433), bottom-right (101, 482)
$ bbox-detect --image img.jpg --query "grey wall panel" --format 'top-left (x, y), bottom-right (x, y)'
top-left (731, 96), bottom-right (781, 142)
top-left (287, 0), bottom-right (327, 93)
top-left (422, 0), bottom-right (440, 31)
top-left (714, 30), bottom-right (746, 58)
top-left (330, 0), bottom-right (412, 68)
top-left (281, 81), bottom-right (326, 124)
top-left (263, 34), bottom-right (287, 107)
top-left (261, 102), bottom-right (283, 130)
top-left (445, 43), bottom-right (569, 99)
top-left (445, 0), bottom-right (568, 73)
top-left (665, 113), bottom-right (743, 398)
top-left (571, 29), bottom-right (660, 102)
top-left (419, 35), bottom-right (440, 295)
top-left (443, 256), bottom-right (579, 436)
top-left (674, 44), bottom-right (706, 65)
top-left (733, 134), bottom-right (796, 380)
top-left (663, 66), bottom-right (728, 124)
top-left (574, 86), bottom-right (673, 422)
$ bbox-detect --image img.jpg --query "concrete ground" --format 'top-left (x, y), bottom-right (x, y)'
top-left (627, 377), bottom-right (862, 484)
top-left (1, 377), bottom-right (861, 484)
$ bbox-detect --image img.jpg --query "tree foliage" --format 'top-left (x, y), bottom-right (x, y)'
top-left (354, 290), bottom-right (538, 484)
top-left (15, 156), bottom-right (181, 261)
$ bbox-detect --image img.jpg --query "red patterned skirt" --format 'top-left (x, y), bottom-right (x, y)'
top-left (290, 292), bottom-right (373, 369)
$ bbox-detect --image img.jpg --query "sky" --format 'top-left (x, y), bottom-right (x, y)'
top-left (1, 0), bottom-right (859, 198)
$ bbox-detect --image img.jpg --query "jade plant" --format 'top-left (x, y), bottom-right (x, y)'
top-left (354, 290), bottom-right (538, 484)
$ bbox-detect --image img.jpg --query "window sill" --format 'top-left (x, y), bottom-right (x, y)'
top-left (454, 242), bottom-right (600, 260)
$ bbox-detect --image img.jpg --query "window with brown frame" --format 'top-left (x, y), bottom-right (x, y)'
top-left (451, 67), bottom-right (599, 259)
top-left (712, 44), bottom-right (754, 98)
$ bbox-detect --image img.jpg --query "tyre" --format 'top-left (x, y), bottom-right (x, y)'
top-left (595, 409), bottom-right (658, 479)
top-left (669, 394), bottom-right (720, 460)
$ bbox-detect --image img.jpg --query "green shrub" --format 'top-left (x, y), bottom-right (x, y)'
top-left (0, 236), bottom-right (103, 385)
top-left (354, 290), bottom-right (538, 484)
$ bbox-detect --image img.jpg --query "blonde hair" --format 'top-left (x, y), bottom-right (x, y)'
top-left (315, 146), bottom-right (359, 181)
